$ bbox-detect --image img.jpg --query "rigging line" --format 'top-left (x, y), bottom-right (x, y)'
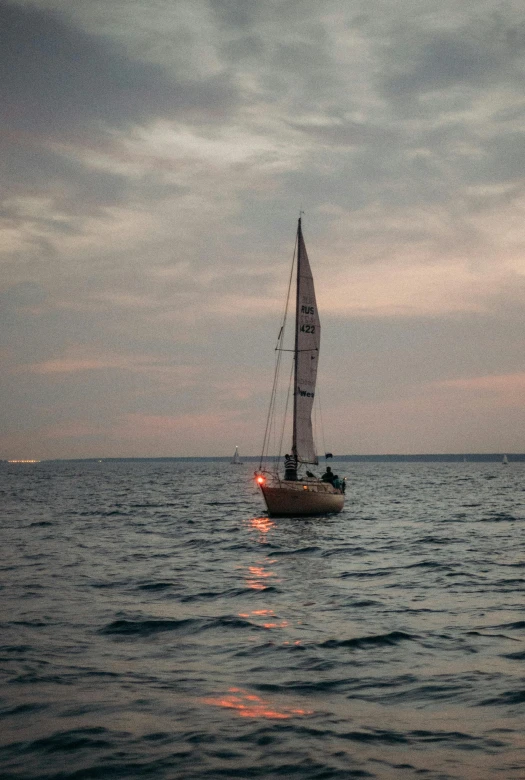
top-left (316, 383), bottom-right (327, 462)
top-left (276, 357), bottom-right (295, 470)
top-left (260, 344), bottom-right (281, 468)
top-left (265, 319), bottom-right (287, 464)
top-left (275, 231), bottom-right (297, 350)
top-left (259, 231), bottom-right (298, 469)
top-left (259, 303), bottom-right (286, 467)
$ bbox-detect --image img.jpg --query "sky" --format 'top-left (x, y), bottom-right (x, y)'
top-left (1, 0), bottom-right (525, 459)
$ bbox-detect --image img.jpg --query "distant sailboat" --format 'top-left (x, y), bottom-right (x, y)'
top-left (255, 217), bottom-right (345, 517)
top-left (502, 454), bottom-right (508, 465)
top-left (231, 446), bottom-right (242, 465)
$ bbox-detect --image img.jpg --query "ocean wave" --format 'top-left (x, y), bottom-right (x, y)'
top-left (271, 546), bottom-right (322, 556)
top-left (28, 521), bottom-right (54, 527)
top-left (136, 581), bottom-right (178, 591)
top-left (478, 690), bottom-right (525, 706)
top-left (321, 631), bottom-right (415, 650)
top-left (179, 586), bottom-right (266, 602)
top-left (16, 726), bottom-right (113, 754)
top-left (494, 621), bottom-right (525, 630)
top-left (100, 617), bottom-right (197, 635)
top-left (501, 649), bottom-right (525, 660)
top-left (100, 614), bottom-right (265, 637)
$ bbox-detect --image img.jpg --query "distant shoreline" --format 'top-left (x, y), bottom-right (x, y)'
top-left (5, 454), bottom-right (524, 464)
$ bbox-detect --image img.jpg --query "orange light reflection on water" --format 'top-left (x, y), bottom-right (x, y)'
top-left (248, 516), bottom-right (275, 542)
top-left (245, 561), bottom-right (278, 591)
top-left (203, 687), bottom-right (312, 720)
top-left (238, 608), bottom-right (273, 617)
top-left (238, 608), bottom-right (288, 630)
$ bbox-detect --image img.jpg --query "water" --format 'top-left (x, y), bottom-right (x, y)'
top-left (1, 459), bottom-right (524, 779)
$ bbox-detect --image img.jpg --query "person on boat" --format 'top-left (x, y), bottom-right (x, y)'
top-left (332, 474), bottom-right (342, 490)
top-left (284, 451), bottom-right (298, 481)
top-left (321, 466), bottom-right (334, 484)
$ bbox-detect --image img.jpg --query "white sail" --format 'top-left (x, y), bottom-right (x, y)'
top-left (293, 221), bottom-right (320, 465)
top-left (231, 446), bottom-right (242, 464)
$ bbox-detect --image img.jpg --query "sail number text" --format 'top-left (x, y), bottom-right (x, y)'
top-left (300, 324), bottom-right (316, 333)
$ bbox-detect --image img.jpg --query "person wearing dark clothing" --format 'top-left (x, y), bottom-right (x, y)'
top-left (321, 466), bottom-right (334, 484)
top-left (284, 452), bottom-right (297, 481)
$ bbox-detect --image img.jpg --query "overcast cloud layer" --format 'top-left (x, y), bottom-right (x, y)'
top-left (1, 0), bottom-right (525, 458)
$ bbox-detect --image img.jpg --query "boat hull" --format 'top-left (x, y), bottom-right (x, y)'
top-left (260, 480), bottom-right (344, 517)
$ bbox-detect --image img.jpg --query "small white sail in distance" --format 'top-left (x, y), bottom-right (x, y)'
top-left (231, 446), bottom-right (242, 465)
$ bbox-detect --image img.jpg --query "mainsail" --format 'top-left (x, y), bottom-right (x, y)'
top-left (293, 219), bottom-right (320, 464)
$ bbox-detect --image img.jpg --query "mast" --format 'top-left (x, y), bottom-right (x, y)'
top-left (292, 217), bottom-right (301, 458)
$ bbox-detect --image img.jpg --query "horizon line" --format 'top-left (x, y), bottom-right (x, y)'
top-left (3, 453), bottom-right (524, 463)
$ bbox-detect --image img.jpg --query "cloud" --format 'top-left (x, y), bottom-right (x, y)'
top-left (382, 13), bottom-right (525, 103)
top-left (0, 2), bottom-right (237, 141)
top-left (0, 0), bottom-right (239, 240)
top-left (434, 371), bottom-right (525, 408)
top-left (12, 347), bottom-right (199, 379)
top-left (1, 0), bottom-right (525, 457)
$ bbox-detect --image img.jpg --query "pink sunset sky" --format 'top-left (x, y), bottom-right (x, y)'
top-left (1, 0), bottom-right (524, 458)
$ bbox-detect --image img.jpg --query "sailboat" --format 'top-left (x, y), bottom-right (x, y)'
top-left (255, 217), bottom-right (345, 517)
top-left (502, 454), bottom-right (509, 465)
top-left (231, 446), bottom-right (242, 465)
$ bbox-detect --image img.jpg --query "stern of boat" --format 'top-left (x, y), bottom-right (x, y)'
top-left (256, 474), bottom-right (344, 517)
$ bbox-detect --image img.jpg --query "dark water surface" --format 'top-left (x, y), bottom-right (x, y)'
top-left (1, 460), bottom-right (524, 779)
